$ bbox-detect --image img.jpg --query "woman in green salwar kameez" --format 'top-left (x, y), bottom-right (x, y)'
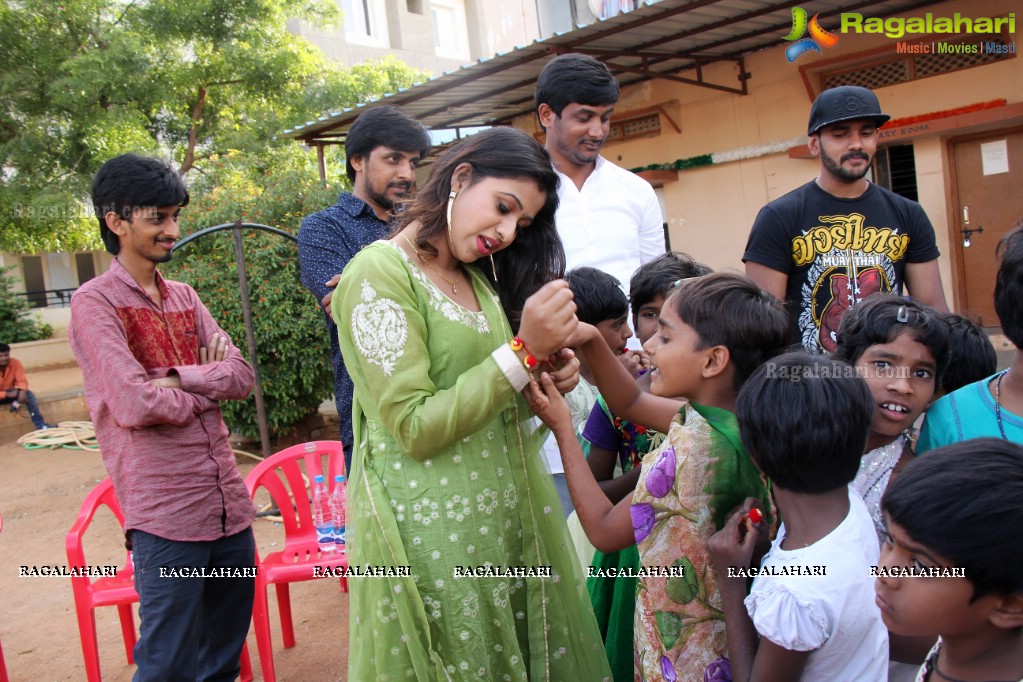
top-left (335, 127), bottom-right (612, 681)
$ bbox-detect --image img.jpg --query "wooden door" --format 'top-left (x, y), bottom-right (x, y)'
top-left (951, 129), bottom-right (1023, 325)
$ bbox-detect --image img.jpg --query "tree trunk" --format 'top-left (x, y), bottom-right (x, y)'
top-left (179, 86), bottom-right (207, 176)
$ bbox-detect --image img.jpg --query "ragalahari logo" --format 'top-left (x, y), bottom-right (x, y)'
top-left (783, 7), bottom-right (840, 62)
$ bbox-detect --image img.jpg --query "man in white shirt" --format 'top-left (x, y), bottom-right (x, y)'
top-left (535, 53), bottom-right (666, 515)
top-left (536, 53), bottom-right (665, 300)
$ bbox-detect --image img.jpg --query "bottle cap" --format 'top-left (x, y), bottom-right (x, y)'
top-left (335, 475), bottom-right (345, 483)
top-left (314, 474), bottom-right (325, 483)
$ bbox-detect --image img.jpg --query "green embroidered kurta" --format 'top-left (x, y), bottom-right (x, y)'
top-left (335, 241), bottom-right (611, 681)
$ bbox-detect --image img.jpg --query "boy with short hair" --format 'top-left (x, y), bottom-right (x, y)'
top-left (919, 225), bottom-right (1023, 451)
top-left (938, 313), bottom-right (997, 397)
top-left (876, 438), bottom-right (1023, 681)
top-left (628, 251), bottom-right (713, 349)
top-left (567, 266), bottom-right (633, 359)
top-left (70, 153), bottom-right (256, 679)
top-left (584, 251), bottom-right (713, 500)
top-left (543, 265), bottom-right (631, 517)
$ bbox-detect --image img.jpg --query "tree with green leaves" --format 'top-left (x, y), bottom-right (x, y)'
top-left (0, 0), bottom-right (426, 252)
top-left (1, 0), bottom-right (429, 436)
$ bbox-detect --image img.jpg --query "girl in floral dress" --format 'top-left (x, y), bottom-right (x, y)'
top-left (529, 273), bottom-right (790, 681)
top-left (580, 249), bottom-right (711, 682)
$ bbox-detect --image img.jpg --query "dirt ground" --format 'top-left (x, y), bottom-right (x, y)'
top-left (0, 437), bottom-right (349, 681)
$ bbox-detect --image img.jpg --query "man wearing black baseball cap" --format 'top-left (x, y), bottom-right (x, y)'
top-left (743, 85), bottom-right (948, 353)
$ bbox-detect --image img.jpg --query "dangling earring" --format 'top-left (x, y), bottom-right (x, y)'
top-left (489, 254), bottom-right (498, 283)
top-left (446, 191), bottom-right (456, 247)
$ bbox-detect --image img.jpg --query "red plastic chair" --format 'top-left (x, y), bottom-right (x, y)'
top-left (65, 478), bottom-right (253, 682)
top-left (245, 441), bottom-right (348, 682)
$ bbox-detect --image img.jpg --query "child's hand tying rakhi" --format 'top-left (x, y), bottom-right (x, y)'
top-left (618, 350), bottom-right (650, 378)
top-left (524, 372), bottom-right (574, 438)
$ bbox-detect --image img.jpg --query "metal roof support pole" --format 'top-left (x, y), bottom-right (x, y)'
top-left (316, 143), bottom-right (327, 184)
top-left (737, 56), bottom-right (751, 95)
top-left (232, 222), bottom-right (271, 458)
top-left (173, 223), bottom-right (300, 458)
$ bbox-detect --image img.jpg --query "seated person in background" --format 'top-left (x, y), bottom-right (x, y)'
top-left (875, 438), bottom-right (1023, 682)
top-left (0, 342), bottom-right (55, 430)
top-left (707, 352), bottom-right (888, 682)
top-left (918, 225), bottom-right (1023, 451)
top-left (833, 294), bottom-right (948, 542)
top-left (543, 265), bottom-right (632, 518)
top-left (530, 273), bottom-right (790, 681)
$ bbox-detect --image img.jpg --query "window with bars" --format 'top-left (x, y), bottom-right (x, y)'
top-left (873, 144), bottom-right (919, 201)
top-left (75, 253), bottom-right (97, 285)
top-left (20, 255), bottom-right (46, 308)
top-left (606, 112), bottom-right (662, 143)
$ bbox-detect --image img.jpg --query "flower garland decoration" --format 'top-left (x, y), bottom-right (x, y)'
top-left (884, 99), bottom-right (1005, 129)
top-left (709, 136), bottom-right (806, 165)
top-left (632, 99), bottom-right (1008, 175)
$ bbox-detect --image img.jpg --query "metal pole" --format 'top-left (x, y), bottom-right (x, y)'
top-left (232, 222), bottom-right (272, 458)
top-left (316, 143), bottom-right (327, 184)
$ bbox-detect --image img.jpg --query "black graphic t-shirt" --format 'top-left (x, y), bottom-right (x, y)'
top-left (743, 181), bottom-right (940, 353)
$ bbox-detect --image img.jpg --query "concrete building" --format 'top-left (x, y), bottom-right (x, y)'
top-left (287, 0), bottom-right (645, 76)
top-left (0, 251), bottom-right (113, 335)
top-left (289, 0), bottom-right (541, 75)
top-left (12, 0), bottom-right (1019, 338)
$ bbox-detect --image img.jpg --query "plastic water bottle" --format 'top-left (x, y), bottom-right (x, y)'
top-left (312, 475), bottom-right (335, 552)
top-left (331, 475), bottom-right (347, 549)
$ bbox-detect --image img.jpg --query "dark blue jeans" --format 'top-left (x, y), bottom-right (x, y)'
top-left (1, 389), bottom-right (47, 429)
top-left (130, 527), bottom-right (256, 682)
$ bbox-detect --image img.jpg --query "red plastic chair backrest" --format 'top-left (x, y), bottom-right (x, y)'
top-left (244, 441), bottom-right (346, 549)
top-left (65, 479), bottom-right (134, 594)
